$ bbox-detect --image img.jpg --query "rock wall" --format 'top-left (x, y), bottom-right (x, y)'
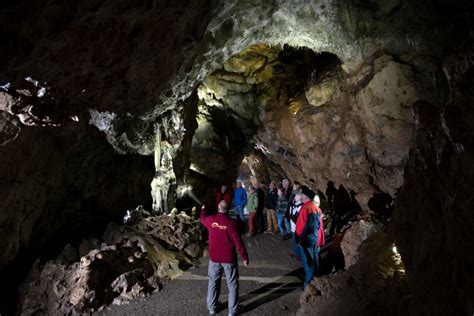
top-left (0, 120), bottom-right (154, 272)
top-left (298, 228), bottom-right (409, 315)
top-left (195, 46), bottom-right (433, 208)
top-left (391, 48), bottom-right (474, 314)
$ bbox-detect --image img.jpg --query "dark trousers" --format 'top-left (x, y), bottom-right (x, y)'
top-left (256, 209), bottom-right (265, 233)
top-left (299, 245), bottom-right (320, 287)
top-left (235, 205), bottom-right (245, 234)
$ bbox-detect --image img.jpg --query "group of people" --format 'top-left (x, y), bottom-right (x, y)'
top-left (202, 178), bottom-right (325, 315)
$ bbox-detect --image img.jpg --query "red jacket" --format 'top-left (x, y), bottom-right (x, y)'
top-left (200, 207), bottom-right (249, 264)
top-left (296, 201), bottom-right (325, 247)
top-left (317, 207), bottom-right (325, 247)
top-left (216, 191), bottom-right (232, 210)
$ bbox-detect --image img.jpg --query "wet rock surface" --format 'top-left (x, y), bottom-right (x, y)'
top-left (17, 207), bottom-right (204, 315)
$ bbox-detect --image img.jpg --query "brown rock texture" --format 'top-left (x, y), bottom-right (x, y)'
top-left (391, 48), bottom-right (474, 314)
top-left (197, 48), bottom-right (422, 208)
top-left (298, 229), bottom-right (409, 315)
top-left (0, 121), bottom-right (154, 271)
top-left (340, 220), bottom-right (381, 268)
top-left (17, 206), bottom-right (204, 315)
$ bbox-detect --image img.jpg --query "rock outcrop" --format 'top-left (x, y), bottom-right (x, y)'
top-left (0, 122), bottom-right (154, 272)
top-left (392, 64), bottom-right (474, 314)
top-left (298, 228), bottom-right (408, 315)
top-left (17, 206), bottom-right (204, 315)
top-left (198, 47), bottom-right (424, 208)
top-left (340, 220), bottom-right (381, 268)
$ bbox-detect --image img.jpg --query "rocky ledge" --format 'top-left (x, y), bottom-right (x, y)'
top-left (17, 206), bottom-right (204, 315)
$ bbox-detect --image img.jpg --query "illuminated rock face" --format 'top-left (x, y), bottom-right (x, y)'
top-left (0, 0), bottom-right (473, 314)
top-left (195, 47), bottom-right (419, 207)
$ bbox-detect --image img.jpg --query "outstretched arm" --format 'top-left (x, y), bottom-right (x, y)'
top-left (200, 205), bottom-right (210, 229)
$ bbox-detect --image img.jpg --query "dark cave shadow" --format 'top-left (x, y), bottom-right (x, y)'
top-left (219, 267), bottom-right (304, 314)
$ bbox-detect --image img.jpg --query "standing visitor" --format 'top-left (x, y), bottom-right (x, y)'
top-left (289, 181), bottom-right (301, 207)
top-left (282, 179), bottom-right (292, 200)
top-left (255, 181), bottom-right (266, 233)
top-left (233, 179), bottom-right (247, 233)
top-left (282, 179), bottom-right (292, 236)
top-left (265, 181), bottom-right (278, 234)
top-left (289, 190), bottom-right (303, 258)
top-left (216, 185), bottom-right (232, 211)
top-left (296, 186), bottom-right (321, 288)
top-left (246, 186), bottom-right (259, 236)
top-left (200, 201), bottom-right (249, 315)
top-left (276, 186), bottom-right (290, 239)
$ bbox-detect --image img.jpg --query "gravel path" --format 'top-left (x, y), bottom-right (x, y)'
top-left (97, 233), bottom-right (305, 316)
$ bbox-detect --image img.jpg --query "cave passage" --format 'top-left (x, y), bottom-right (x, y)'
top-left (1, 1), bottom-right (473, 314)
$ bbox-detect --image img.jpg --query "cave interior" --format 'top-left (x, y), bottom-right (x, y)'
top-left (0, 0), bottom-right (473, 315)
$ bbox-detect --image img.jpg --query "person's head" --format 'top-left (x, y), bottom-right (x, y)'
top-left (293, 190), bottom-right (302, 203)
top-left (236, 179), bottom-right (243, 188)
top-left (293, 181), bottom-right (301, 191)
top-left (269, 180), bottom-right (276, 189)
top-left (218, 200), bottom-right (228, 213)
top-left (301, 185), bottom-right (316, 202)
top-left (254, 181), bottom-right (261, 189)
top-left (282, 179), bottom-right (290, 188)
top-left (221, 185), bottom-right (227, 193)
top-left (277, 186), bottom-right (284, 196)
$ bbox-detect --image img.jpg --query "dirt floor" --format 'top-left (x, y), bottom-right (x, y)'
top-left (97, 233), bottom-right (305, 315)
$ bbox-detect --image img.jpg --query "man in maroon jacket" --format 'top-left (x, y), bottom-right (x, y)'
top-left (201, 200), bottom-right (249, 315)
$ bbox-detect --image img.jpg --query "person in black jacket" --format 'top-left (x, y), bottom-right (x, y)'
top-left (265, 181), bottom-right (278, 234)
top-left (255, 181), bottom-right (266, 233)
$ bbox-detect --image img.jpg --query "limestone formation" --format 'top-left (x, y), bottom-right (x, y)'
top-left (17, 206), bottom-right (204, 315)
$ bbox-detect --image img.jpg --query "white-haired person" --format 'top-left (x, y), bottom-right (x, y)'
top-left (201, 201), bottom-right (249, 315)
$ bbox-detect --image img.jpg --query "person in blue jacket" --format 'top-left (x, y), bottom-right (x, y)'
top-left (233, 179), bottom-right (247, 233)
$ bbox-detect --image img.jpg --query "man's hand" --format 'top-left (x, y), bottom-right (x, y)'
top-left (243, 260), bottom-right (249, 266)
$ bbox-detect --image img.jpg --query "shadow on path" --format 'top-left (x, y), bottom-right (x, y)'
top-left (220, 267), bottom-right (304, 314)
